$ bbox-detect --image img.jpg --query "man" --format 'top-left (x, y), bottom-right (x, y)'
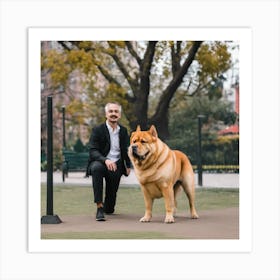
top-left (86, 102), bottom-right (131, 221)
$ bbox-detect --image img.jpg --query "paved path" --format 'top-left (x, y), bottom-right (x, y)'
top-left (41, 170), bottom-right (239, 188)
top-left (41, 208), bottom-right (239, 239)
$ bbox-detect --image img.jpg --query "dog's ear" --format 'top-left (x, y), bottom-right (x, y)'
top-left (149, 125), bottom-right (158, 139)
top-left (136, 125), bottom-right (141, 132)
top-left (130, 131), bottom-right (135, 138)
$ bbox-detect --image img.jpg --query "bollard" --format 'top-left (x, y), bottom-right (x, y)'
top-left (41, 96), bottom-right (62, 224)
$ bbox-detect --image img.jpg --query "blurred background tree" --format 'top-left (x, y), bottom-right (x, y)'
top-left (41, 40), bottom-right (238, 168)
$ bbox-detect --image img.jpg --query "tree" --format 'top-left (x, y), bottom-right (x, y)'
top-left (167, 93), bottom-right (238, 165)
top-left (41, 40), bottom-right (232, 140)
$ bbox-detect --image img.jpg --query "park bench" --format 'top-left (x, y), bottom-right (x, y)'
top-left (62, 149), bottom-right (89, 182)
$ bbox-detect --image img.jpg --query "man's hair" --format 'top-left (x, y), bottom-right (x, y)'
top-left (104, 102), bottom-right (122, 113)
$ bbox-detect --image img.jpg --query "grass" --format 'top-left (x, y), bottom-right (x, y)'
top-left (41, 231), bottom-right (171, 239)
top-left (41, 184), bottom-right (239, 215)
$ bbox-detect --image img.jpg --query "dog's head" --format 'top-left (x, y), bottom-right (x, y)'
top-left (128, 125), bottom-right (158, 165)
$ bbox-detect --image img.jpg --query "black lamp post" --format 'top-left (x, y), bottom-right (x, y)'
top-left (41, 96), bottom-right (62, 224)
top-left (197, 115), bottom-right (205, 186)
top-left (62, 106), bottom-right (66, 149)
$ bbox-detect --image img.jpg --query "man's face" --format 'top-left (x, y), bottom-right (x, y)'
top-left (106, 104), bottom-right (121, 124)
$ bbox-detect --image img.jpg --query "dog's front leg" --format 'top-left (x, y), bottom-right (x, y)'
top-left (162, 186), bottom-right (175, 223)
top-left (140, 188), bottom-right (153, 222)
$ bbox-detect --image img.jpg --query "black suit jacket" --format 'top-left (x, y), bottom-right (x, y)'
top-left (86, 123), bottom-right (132, 177)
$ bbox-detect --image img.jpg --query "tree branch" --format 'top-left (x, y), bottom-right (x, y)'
top-left (139, 41), bottom-right (157, 93)
top-left (106, 42), bottom-right (139, 93)
top-left (96, 63), bottom-right (135, 102)
top-left (96, 64), bottom-right (121, 87)
top-left (125, 41), bottom-right (142, 65)
top-left (57, 41), bottom-right (72, 51)
top-left (151, 41), bottom-right (203, 121)
top-left (171, 41), bottom-right (182, 76)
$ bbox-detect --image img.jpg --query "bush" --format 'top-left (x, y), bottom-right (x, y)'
top-left (73, 138), bottom-right (87, 152)
top-left (166, 134), bottom-right (239, 166)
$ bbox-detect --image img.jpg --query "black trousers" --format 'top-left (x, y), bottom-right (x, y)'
top-left (89, 160), bottom-right (122, 213)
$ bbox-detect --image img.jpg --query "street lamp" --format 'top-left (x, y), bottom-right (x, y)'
top-left (41, 96), bottom-right (62, 224)
top-left (62, 106), bottom-right (66, 149)
top-left (197, 115), bottom-right (205, 186)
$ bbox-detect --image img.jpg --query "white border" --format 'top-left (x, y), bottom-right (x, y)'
top-left (28, 27), bottom-right (252, 253)
top-left (1, 1), bottom-right (279, 279)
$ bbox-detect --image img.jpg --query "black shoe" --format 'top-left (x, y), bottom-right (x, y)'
top-left (96, 207), bottom-right (106, 221)
top-left (104, 208), bottom-right (114, 215)
top-left (103, 203), bottom-right (115, 214)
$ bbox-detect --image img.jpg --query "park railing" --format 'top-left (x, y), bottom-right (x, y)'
top-left (192, 165), bottom-right (239, 173)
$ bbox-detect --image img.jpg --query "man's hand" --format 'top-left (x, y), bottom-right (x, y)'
top-left (105, 159), bottom-right (117, 172)
top-left (126, 168), bottom-right (131, 176)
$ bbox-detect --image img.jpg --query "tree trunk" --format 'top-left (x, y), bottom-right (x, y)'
top-left (130, 90), bottom-right (149, 131)
top-left (129, 41), bottom-right (157, 131)
top-left (149, 41), bottom-right (203, 140)
top-left (148, 113), bottom-right (170, 140)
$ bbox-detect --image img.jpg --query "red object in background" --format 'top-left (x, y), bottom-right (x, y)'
top-left (218, 124), bottom-right (239, 135)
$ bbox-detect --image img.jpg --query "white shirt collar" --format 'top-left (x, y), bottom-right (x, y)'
top-left (106, 121), bottom-right (120, 133)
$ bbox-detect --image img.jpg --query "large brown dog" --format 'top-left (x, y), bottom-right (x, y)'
top-left (128, 125), bottom-right (199, 223)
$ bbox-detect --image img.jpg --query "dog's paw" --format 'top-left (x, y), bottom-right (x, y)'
top-left (191, 212), bottom-right (199, 219)
top-left (164, 215), bottom-right (175, 223)
top-left (140, 216), bottom-right (151, 222)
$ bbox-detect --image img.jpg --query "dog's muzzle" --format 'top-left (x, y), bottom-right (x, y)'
top-left (131, 145), bottom-right (149, 161)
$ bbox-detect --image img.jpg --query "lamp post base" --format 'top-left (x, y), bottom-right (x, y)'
top-left (41, 215), bottom-right (62, 224)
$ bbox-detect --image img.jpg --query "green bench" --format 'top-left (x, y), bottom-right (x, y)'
top-left (62, 150), bottom-right (89, 182)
